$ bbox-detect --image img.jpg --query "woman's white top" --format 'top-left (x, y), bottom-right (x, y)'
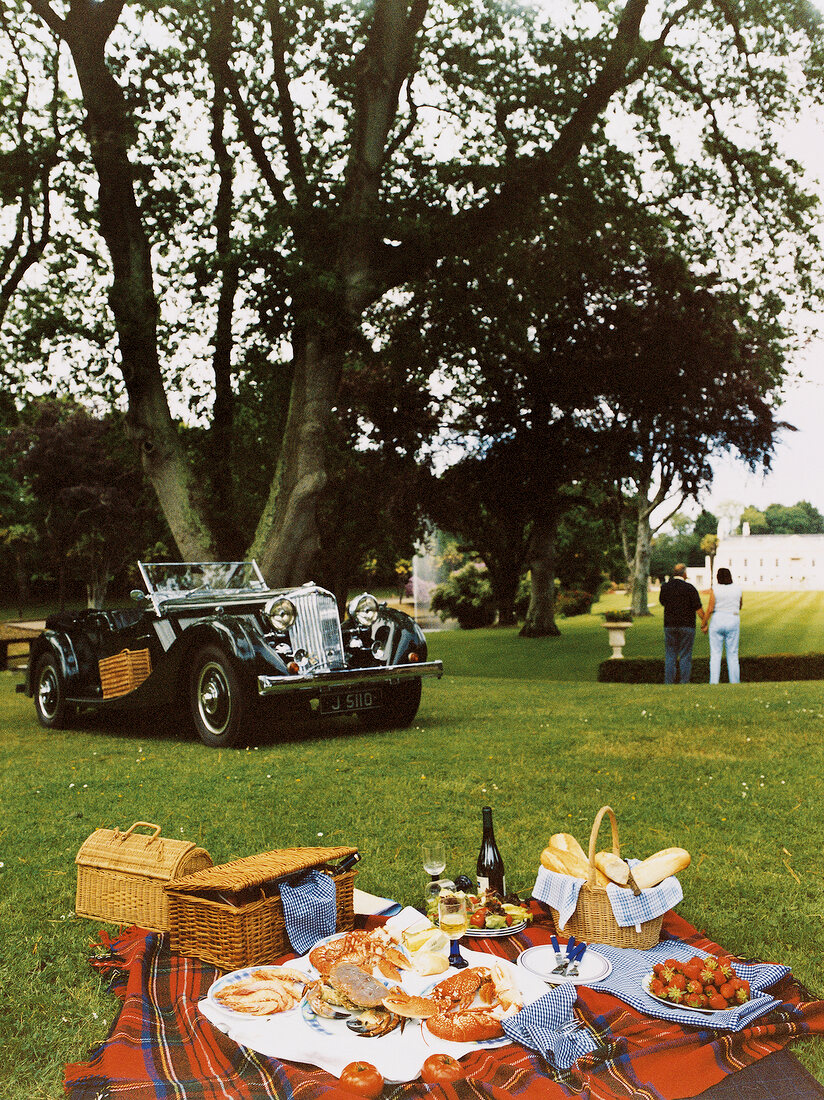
top-left (712, 583), bottom-right (742, 617)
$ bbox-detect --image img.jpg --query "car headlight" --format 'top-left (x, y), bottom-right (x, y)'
top-left (348, 593), bottom-right (379, 627)
top-left (266, 596), bottom-right (297, 632)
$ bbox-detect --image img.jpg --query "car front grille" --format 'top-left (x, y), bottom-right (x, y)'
top-left (290, 589), bottom-right (345, 671)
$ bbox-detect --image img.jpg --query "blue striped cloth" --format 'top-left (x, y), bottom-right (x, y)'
top-left (532, 861), bottom-right (683, 931)
top-left (502, 982), bottom-right (600, 1069)
top-left (279, 870), bottom-right (338, 954)
top-left (590, 937), bottom-right (789, 1031)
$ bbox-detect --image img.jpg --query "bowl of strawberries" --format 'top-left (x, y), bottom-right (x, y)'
top-left (643, 954), bottom-right (752, 1013)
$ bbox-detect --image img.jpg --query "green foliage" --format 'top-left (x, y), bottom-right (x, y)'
top-left (556, 588), bottom-right (594, 617)
top-left (430, 563), bottom-right (496, 628)
top-left (604, 609), bottom-right (634, 623)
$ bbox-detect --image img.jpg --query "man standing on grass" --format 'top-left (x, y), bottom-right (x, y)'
top-left (659, 563), bottom-right (705, 684)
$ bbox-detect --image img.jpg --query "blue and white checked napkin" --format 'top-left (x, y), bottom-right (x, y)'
top-left (591, 937), bottom-right (789, 1032)
top-left (532, 860), bottom-right (683, 931)
top-left (279, 870), bottom-right (337, 954)
top-left (502, 982), bottom-right (600, 1069)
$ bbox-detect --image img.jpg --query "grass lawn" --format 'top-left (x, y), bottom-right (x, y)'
top-left (1, 590), bottom-right (823, 1097)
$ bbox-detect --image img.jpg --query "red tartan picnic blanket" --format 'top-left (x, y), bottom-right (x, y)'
top-left (65, 909), bottom-right (824, 1100)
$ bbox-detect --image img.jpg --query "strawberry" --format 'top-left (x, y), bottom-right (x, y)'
top-left (683, 964), bottom-right (704, 983)
top-left (667, 987), bottom-right (686, 1004)
top-left (661, 965), bottom-right (677, 984)
top-left (707, 993), bottom-right (728, 1011)
top-left (686, 993), bottom-right (705, 1008)
top-left (719, 981), bottom-right (737, 1001)
top-left (735, 987), bottom-right (751, 1004)
top-left (686, 979), bottom-right (704, 995)
top-left (703, 957), bottom-right (718, 971)
top-left (665, 958), bottom-right (682, 970)
top-left (650, 978), bottom-right (666, 997)
top-left (711, 970), bottom-right (726, 988)
top-left (669, 972), bottom-right (687, 991)
top-left (653, 962), bottom-right (666, 977)
top-left (718, 961), bottom-right (735, 980)
top-left (699, 966), bottom-right (716, 985)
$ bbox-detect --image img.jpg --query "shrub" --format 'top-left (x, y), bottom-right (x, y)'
top-left (513, 573), bottom-right (531, 620)
top-left (430, 564), bottom-right (496, 629)
top-left (604, 609), bottom-right (634, 623)
top-left (598, 653), bottom-right (824, 683)
top-left (556, 589), bottom-right (594, 617)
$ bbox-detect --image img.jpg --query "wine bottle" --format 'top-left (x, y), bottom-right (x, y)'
top-left (476, 806), bottom-right (506, 896)
top-left (334, 851), bottom-right (361, 874)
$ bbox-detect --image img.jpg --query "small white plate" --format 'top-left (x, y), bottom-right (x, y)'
top-left (517, 945), bottom-right (613, 985)
top-left (466, 920), bottom-right (528, 939)
top-left (207, 965), bottom-right (309, 1019)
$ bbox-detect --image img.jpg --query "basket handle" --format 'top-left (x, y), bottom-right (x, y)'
top-left (118, 821), bottom-right (162, 843)
top-left (586, 805), bottom-right (620, 887)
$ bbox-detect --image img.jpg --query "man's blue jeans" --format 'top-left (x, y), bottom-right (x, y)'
top-left (664, 626), bottom-right (696, 684)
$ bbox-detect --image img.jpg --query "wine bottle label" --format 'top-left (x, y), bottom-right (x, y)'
top-left (477, 875), bottom-right (490, 893)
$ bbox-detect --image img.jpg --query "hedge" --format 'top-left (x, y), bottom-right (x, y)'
top-left (597, 653), bottom-right (824, 684)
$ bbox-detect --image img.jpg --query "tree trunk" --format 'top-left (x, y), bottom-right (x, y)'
top-left (486, 562), bottom-right (520, 627)
top-left (630, 509), bottom-right (652, 616)
top-left (249, 328), bottom-right (340, 586)
top-left (56, 12), bottom-right (217, 563)
top-left (520, 519), bottom-right (561, 637)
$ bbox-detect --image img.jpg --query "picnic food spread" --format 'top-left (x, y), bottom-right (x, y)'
top-left (75, 806), bottom-right (814, 1095)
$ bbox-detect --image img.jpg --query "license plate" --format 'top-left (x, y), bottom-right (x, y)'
top-left (319, 687), bottom-right (382, 715)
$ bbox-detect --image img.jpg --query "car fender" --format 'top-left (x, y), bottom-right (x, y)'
top-left (369, 605), bottom-right (428, 666)
top-left (25, 631), bottom-right (82, 697)
top-left (172, 617), bottom-right (290, 678)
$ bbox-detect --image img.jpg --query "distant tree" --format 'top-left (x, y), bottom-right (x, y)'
top-left (700, 534), bottom-right (720, 578)
top-left (694, 511), bottom-right (718, 540)
top-left (738, 505), bottom-right (770, 534)
top-left (764, 501), bottom-right (824, 535)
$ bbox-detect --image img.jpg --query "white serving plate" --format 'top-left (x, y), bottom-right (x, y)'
top-left (517, 945), bottom-right (613, 986)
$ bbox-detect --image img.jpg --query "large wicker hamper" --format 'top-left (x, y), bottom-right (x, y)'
top-left (165, 845), bottom-right (358, 970)
top-left (75, 821), bottom-right (213, 933)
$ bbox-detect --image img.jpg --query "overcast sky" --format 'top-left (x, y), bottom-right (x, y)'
top-left (703, 106), bottom-right (824, 519)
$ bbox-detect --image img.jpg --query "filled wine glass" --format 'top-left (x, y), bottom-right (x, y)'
top-left (438, 892), bottom-right (469, 970)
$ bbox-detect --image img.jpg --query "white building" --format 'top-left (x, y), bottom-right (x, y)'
top-left (690, 531), bottom-right (824, 590)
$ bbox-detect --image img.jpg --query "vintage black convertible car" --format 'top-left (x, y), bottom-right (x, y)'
top-left (19, 562), bottom-right (443, 747)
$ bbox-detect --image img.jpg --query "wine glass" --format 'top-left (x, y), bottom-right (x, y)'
top-left (422, 843), bottom-right (446, 881)
top-left (438, 892), bottom-right (469, 970)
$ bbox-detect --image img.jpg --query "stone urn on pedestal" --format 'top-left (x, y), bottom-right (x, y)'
top-left (603, 611), bottom-right (633, 658)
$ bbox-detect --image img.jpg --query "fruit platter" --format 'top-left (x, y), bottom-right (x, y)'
top-left (643, 954), bottom-right (753, 1012)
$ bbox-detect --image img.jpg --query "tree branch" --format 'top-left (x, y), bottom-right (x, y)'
top-left (25, 0), bottom-right (64, 35)
top-left (265, 0), bottom-right (311, 207)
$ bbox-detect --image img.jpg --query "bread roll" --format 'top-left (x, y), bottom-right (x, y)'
top-left (541, 835), bottom-right (609, 885)
top-left (594, 850), bottom-right (632, 886)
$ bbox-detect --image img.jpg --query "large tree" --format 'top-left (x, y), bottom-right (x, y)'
top-left (7, 0), bottom-right (824, 590)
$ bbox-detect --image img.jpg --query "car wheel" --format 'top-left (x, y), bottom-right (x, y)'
top-left (359, 678), bottom-right (422, 730)
top-left (190, 646), bottom-right (248, 747)
top-left (34, 654), bottom-right (72, 729)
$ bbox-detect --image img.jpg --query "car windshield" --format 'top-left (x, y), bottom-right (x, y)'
top-left (138, 561), bottom-right (267, 598)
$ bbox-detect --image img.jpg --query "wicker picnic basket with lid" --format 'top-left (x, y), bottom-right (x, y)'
top-left (165, 845), bottom-right (358, 970)
top-left (75, 821), bottom-right (213, 933)
top-left (549, 805), bottom-right (663, 949)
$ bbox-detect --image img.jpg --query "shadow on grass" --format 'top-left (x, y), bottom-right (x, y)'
top-left (63, 699), bottom-right (438, 749)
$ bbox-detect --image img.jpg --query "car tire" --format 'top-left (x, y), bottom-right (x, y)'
top-left (34, 653), bottom-right (72, 729)
top-left (189, 645), bottom-right (248, 748)
top-left (359, 678), bottom-right (422, 730)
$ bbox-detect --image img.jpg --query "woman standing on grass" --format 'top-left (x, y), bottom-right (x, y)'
top-left (702, 567), bottom-right (743, 684)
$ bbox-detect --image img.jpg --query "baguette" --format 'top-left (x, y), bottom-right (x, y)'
top-left (630, 847), bottom-right (691, 889)
top-left (540, 847), bottom-right (585, 879)
top-left (541, 834), bottom-right (609, 885)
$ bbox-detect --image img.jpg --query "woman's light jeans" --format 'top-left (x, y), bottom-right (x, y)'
top-left (709, 615), bottom-right (740, 684)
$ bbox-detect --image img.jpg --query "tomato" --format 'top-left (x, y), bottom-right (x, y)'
top-left (339, 1061), bottom-right (384, 1098)
top-left (421, 1054), bottom-right (464, 1084)
top-left (469, 909), bottom-right (488, 928)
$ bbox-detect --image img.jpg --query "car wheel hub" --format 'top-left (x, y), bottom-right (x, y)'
top-left (197, 663), bottom-right (231, 733)
top-left (38, 669), bottom-right (58, 718)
